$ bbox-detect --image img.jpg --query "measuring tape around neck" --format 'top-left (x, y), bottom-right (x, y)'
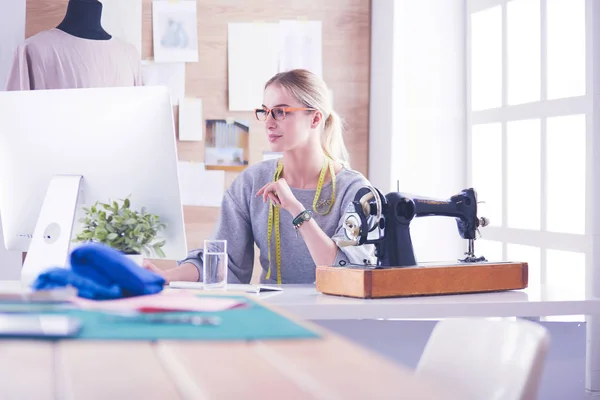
top-left (266, 158), bottom-right (336, 283)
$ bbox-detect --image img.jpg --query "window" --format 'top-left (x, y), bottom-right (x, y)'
top-left (467, 0), bottom-right (588, 320)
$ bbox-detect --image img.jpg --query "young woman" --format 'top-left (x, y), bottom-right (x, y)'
top-left (143, 69), bottom-right (375, 284)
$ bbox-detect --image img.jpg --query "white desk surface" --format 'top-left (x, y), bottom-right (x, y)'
top-left (1, 280), bottom-right (598, 320)
top-left (256, 284), bottom-right (600, 320)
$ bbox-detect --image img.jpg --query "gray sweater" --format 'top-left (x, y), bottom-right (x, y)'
top-left (179, 159), bottom-right (376, 284)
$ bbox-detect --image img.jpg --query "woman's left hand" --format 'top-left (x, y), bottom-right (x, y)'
top-left (256, 178), bottom-right (303, 215)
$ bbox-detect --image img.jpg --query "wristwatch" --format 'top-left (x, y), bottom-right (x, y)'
top-left (293, 209), bottom-right (313, 229)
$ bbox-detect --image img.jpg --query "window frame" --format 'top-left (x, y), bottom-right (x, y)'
top-left (465, 0), bottom-right (592, 289)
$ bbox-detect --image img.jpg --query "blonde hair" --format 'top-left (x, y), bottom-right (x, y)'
top-left (265, 69), bottom-right (350, 167)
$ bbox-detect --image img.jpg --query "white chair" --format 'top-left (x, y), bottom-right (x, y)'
top-left (415, 318), bottom-right (550, 400)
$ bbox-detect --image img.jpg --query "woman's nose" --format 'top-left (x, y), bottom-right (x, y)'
top-left (266, 115), bottom-right (277, 128)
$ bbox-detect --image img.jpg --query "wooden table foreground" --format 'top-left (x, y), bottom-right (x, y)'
top-left (0, 297), bottom-right (449, 400)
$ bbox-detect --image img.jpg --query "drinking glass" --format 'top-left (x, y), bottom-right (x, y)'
top-left (203, 240), bottom-right (228, 289)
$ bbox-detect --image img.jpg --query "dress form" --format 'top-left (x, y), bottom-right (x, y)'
top-left (56, 0), bottom-right (111, 40)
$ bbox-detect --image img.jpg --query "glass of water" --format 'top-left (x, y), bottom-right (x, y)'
top-left (203, 240), bottom-right (228, 289)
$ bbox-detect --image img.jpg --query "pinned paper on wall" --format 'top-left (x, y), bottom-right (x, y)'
top-left (204, 119), bottom-right (250, 170)
top-left (152, 0), bottom-right (199, 62)
top-left (178, 162), bottom-right (224, 207)
top-left (100, 0), bottom-right (143, 57)
top-left (278, 20), bottom-right (323, 78)
top-left (141, 61), bottom-right (185, 105)
top-left (179, 97), bottom-right (203, 141)
top-left (262, 152), bottom-right (282, 161)
top-left (227, 22), bottom-right (279, 111)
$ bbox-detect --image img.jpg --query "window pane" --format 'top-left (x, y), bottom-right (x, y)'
top-left (507, 243), bottom-right (541, 287)
top-left (546, 248), bottom-right (585, 292)
top-left (544, 249), bottom-right (585, 321)
top-left (547, 115), bottom-right (586, 234)
top-left (507, 0), bottom-right (541, 105)
top-left (471, 123), bottom-right (502, 227)
top-left (507, 119), bottom-right (541, 230)
top-left (547, 0), bottom-right (586, 99)
top-left (475, 239), bottom-right (503, 262)
top-left (471, 6), bottom-right (502, 110)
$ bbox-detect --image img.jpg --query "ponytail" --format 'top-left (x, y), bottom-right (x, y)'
top-left (322, 111), bottom-right (350, 168)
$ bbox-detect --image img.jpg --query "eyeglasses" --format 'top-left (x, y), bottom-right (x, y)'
top-left (254, 106), bottom-right (316, 121)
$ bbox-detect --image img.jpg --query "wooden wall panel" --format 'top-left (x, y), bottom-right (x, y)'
top-left (25, 0), bottom-right (371, 279)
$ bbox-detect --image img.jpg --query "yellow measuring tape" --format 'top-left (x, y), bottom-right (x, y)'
top-left (266, 157), bottom-right (336, 283)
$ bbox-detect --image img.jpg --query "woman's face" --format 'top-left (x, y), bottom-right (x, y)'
top-left (261, 84), bottom-right (319, 153)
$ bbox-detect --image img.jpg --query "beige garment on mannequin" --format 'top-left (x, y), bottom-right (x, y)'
top-left (5, 28), bottom-right (142, 90)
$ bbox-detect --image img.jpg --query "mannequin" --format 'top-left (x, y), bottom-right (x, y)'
top-left (57, 0), bottom-right (111, 41)
top-left (5, 0), bottom-right (142, 91)
top-left (7, 0), bottom-right (142, 269)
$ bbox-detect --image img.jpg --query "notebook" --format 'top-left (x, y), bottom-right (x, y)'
top-left (169, 281), bottom-right (283, 294)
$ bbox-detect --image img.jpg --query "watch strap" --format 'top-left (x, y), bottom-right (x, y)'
top-left (292, 209), bottom-right (312, 228)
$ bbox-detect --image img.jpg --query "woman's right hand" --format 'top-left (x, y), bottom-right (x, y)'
top-left (141, 259), bottom-right (171, 284)
top-left (141, 260), bottom-right (200, 284)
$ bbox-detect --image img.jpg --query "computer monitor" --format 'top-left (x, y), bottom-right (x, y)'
top-left (0, 85), bottom-right (188, 285)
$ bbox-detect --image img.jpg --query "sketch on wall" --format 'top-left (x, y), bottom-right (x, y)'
top-left (204, 120), bottom-right (250, 170)
top-left (152, 0), bottom-right (198, 62)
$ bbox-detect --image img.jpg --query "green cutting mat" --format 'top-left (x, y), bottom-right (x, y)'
top-left (0, 295), bottom-right (321, 341)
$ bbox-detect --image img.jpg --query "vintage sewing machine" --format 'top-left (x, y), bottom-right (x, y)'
top-left (315, 186), bottom-right (528, 298)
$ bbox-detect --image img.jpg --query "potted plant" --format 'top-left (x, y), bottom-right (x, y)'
top-left (73, 196), bottom-right (167, 264)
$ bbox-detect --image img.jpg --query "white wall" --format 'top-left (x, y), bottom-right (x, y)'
top-left (0, 0), bottom-right (25, 89)
top-left (0, 0), bottom-right (26, 279)
top-left (369, 0), bottom-right (467, 263)
top-left (368, 0), bottom-right (396, 193)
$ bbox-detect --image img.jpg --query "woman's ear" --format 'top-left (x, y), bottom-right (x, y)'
top-left (310, 111), bottom-right (323, 129)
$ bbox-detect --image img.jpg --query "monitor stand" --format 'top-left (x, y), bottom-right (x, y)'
top-left (21, 175), bottom-right (83, 286)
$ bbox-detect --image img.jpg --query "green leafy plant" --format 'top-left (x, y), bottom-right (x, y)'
top-left (73, 196), bottom-right (167, 258)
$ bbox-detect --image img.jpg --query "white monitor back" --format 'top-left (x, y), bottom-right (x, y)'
top-left (0, 86), bottom-right (187, 264)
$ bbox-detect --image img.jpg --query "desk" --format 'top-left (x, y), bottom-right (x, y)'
top-left (258, 284), bottom-right (600, 320)
top-left (0, 337), bottom-right (449, 399)
top-left (0, 282), bottom-right (447, 400)
top-left (257, 284), bottom-right (600, 396)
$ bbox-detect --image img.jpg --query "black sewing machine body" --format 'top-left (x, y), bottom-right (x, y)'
top-left (340, 187), bottom-right (489, 268)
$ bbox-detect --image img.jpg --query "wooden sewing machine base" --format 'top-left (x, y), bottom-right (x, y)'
top-left (315, 261), bottom-right (528, 299)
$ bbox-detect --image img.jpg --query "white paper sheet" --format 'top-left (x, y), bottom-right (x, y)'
top-left (0, 0), bottom-right (25, 91)
top-left (227, 22), bottom-right (279, 111)
top-left (100, 0), bottom-right (143, 57)
top-left (152, 0), bottom-right (198, 62)
top-left (278, 20), bottom-right (323, 78)
top-left (178, 162), bottom-right (224, 207)
top-left (141, 61), bottom-right (185, 105)
top-left (178, 97), bottom-right (203, 141)
top-left (169, 282), bottom-right (283, 294)
top-left (73, 291), bottom-right (245, 312)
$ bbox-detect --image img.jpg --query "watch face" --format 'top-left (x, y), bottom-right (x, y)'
top-left (302, 212), bottom-right (310, 220)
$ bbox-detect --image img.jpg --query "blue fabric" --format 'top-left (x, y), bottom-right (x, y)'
top-left (31, 243), bottom-right (166, 300)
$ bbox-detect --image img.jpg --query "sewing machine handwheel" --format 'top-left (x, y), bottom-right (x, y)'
top-left (341, 214), bottom-right (361, 246)
top-left (353, 186), bottom-right (385, 233)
